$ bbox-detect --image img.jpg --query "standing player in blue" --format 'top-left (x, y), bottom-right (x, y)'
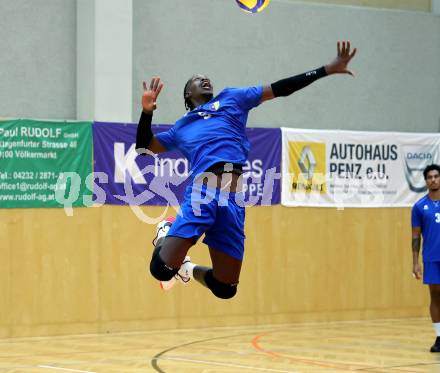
top-left (136, 41), bottom-right (357, 299)
top-left (412, 164), bottom-right (440, 352)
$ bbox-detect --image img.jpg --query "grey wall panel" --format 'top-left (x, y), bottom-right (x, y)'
top-left (133, 0), bottom-right (440, 132)
top-left (0, 0), bottom-right (76, 119)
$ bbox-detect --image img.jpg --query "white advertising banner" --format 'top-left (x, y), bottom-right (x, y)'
top-left (281, 128), bottom-right (440, 208)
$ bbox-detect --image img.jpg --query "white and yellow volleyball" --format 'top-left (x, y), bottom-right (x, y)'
top-left (235, 0), bottom-right (270, 13)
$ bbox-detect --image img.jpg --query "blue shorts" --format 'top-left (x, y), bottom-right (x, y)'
top-left (424, 262), bottom-right (440, 284)
top-left (167, 184), bottom-right (246, 260)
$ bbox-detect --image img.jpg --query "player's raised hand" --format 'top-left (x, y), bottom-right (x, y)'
top-left (325, 40), bottom-right (357, 76)
top-left (142, 76), bottom-right (163, 113)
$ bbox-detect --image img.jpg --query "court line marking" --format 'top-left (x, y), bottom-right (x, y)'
top-left (357, 361), bottom-right (440, 371)
top-left (160, 356), bottom-right (299, 373)
top-left (38, 365), bottom-right (96, 373)
top-left (251, 332), bottom-right (422, 373)
top-left (151, 324), bottom-right (428, 373)
top-left (151, 331), bottom-right (266, 372)
top-left (4, 320), bottom-right (426, 373)
top-left (252, 333), bottom-right (378, 372)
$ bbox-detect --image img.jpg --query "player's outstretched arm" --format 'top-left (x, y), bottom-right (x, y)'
top-left (135, 76), bottom-right (167, 155)
top-left (261, 40), bottom-right (357, 103)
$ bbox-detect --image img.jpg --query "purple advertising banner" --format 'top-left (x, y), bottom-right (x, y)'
top-left (92, 122), bottom-right (281, 206)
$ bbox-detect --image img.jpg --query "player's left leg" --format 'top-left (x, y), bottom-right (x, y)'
top-left (429, 284), bottom-right (440, 321)
top-left (179, 247), bottom-right (241, 299)
top-left (429, 283), bottom-right (440, 352)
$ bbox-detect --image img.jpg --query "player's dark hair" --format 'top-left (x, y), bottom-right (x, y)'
top-left (183, 76), bottom-right (195, 111)
top-left (423, 164), bottom-right (440, 180)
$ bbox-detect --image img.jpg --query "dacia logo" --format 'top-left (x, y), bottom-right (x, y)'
top-left (406, 152), bottom-right (433, 160)
top-left (402, 144), bottom-right (438, 193)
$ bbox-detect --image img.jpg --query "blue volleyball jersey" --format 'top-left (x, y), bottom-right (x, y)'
top-left (412, 195), bottom-right (440, 262)
top-left (156, 86), bottom-right (263, 178)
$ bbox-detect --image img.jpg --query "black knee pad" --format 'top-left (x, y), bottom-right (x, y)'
top-left (205, 270), bottom-right (237, 299)
top-left (149, 245), bottom-right (178, 281)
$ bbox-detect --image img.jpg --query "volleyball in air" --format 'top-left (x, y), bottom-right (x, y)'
top-left (235, 0), bottom-right (270, 13)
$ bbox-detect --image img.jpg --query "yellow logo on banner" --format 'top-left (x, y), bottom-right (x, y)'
top-left (288, 141), bottom-right (326, 193)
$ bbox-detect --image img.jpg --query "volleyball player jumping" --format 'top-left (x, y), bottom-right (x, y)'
top-left (136, 41), bottom-right (357, 299)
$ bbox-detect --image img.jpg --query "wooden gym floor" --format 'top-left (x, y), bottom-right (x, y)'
top-left (1, 318), bottom-right (440, 373)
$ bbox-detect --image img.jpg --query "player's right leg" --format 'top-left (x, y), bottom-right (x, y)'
top-left (425, 262), bottom-right (440, 352)
top-left (149, 186), bottom-right (215, 290)
top-left (150, 180), bottom-right (232, 292)
top-left (150, 217), bottom-right (194, 290)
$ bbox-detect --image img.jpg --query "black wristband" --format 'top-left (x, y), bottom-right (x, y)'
top-left (271, 66), bottom-right (327, 98)
top-left (135, 111), bottom-right (153, 155)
